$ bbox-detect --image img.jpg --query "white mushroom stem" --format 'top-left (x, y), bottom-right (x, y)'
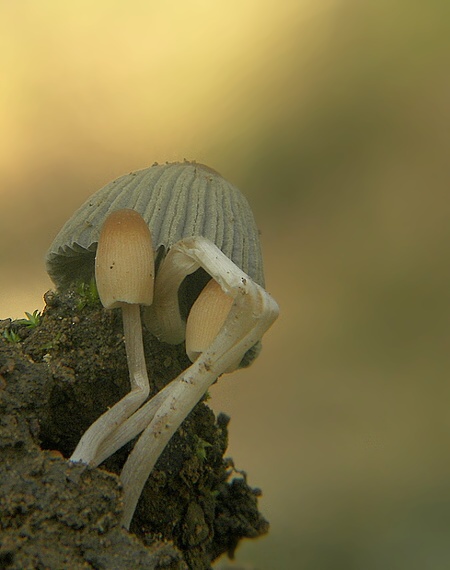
top-left (119, 237), bottom-right (279, 529)
top-left (93, 281), bottom-right (233, 467)
top-left (89, 280), bottom-right (233, 466)
top-left (144, 256), bottom-right (198, 344)
top-left (121, 304), bottom-right (150, 397)
top-left (93, 374), bottom-right (177, 467)
top-left (69, 303), bottom-right (150, 465)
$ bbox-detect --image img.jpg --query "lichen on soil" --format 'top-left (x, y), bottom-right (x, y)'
top-left (0, 288), bottom-right (268, 570)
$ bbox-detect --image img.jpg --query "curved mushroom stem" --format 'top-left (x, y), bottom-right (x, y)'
top-left (93, 376), bottom-right (177, 467)
top-left (119, 237), bottom-right (279, 529)
top-left (70, 303), bottom-right (150, 465)
top-left (144, 256), bottom-right (198, 344)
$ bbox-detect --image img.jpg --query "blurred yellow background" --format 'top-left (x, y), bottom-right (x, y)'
top-left (2, 1), bottom-right (450, 568)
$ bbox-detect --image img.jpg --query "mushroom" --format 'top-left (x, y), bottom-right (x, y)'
top-left (69, 208), bottom-right (154, 465)
top-left (46, 162), bottom-right (279, 529)
top-left (46, 162), bottom-right (265, 301)
top-left (118, 236), bottom-right (278, 528)
top-left (185, 278), bottom-right (235, 365)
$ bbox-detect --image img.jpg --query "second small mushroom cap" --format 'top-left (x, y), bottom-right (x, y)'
top-left (95, 209), bottom-right (154, 309)
top-left (185, 278), bottom-right (234, 363)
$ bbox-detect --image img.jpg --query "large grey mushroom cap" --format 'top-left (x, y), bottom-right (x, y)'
top-left (46, 161), bottom-right (265, 290)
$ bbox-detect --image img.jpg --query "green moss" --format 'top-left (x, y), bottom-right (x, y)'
top-left (76, 278), bottom-right (100, 310)
top-left (16, 310), bottom-right (41, 328)
top-left (193, 435), bottom-right (212, 462)
top-left (2, 328), bottom-right (20, 343)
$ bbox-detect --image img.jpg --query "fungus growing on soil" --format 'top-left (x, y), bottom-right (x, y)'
top-left (46, 162), bottom-right (279, 530)
top-left (70, 209), bottom-right (154, 465)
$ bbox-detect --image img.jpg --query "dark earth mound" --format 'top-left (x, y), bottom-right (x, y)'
top-left (0, 288), bottom-right (268, 569)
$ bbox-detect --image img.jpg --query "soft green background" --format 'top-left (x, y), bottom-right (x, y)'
top-left (1, 1), bottom-right (450, 568)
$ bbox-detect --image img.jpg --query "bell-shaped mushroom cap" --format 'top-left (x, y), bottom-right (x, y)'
top-left (46, 162), bottom-right (264, 290)
top-left (185, 279), bottom-right (234, 362)
top-left (95, 209), bottom-right (154, 309)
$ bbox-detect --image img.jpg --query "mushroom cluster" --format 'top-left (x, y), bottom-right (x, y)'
top-left (46, 161), bottom-right (279, 529)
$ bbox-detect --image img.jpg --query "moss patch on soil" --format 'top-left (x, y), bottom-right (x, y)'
top-left (0, 288), bottom-right (268, 570)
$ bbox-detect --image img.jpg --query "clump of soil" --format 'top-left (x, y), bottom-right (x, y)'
top-left (0, 288), bottom-right (268, 569)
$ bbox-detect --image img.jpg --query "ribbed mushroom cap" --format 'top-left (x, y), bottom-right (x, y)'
top-left (46, 161), bottom-right (264, 290)
top-left (95, 209), bottom-right (154, 309)
top-left (185, 279), bottom-right (234, 362)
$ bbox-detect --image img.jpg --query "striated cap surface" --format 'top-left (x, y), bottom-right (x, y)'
top-left (46, 161), bottom-right (264, 289)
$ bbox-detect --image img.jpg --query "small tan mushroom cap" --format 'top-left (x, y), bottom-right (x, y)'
top-left (95, 209), bottom-right (154, 309)
top-left (185, 279), bottom-right (234, 362)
